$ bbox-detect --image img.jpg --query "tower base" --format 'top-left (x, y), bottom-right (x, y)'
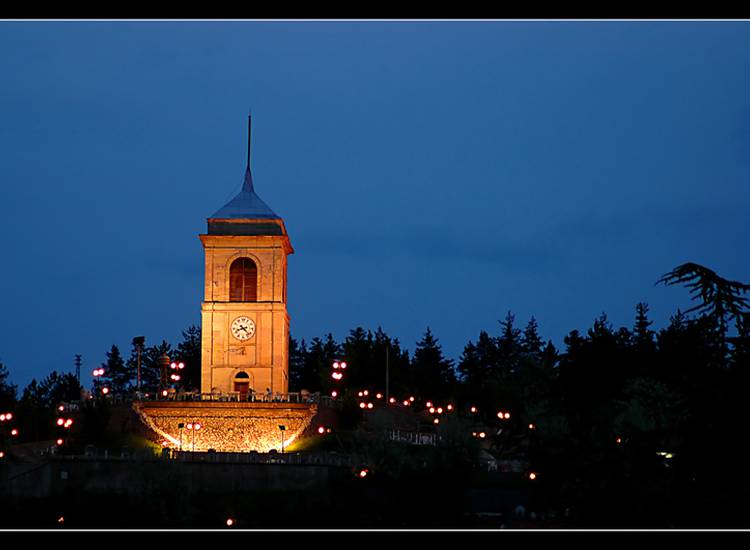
top-left (134, 401), bottom-right (316, 453)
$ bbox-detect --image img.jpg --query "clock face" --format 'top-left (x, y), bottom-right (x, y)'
top-left (231, 316), bottom-right (256, 341)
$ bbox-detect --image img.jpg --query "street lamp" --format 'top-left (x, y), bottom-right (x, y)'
top-left (185, 422), bottom-right (202, 452)
top-left (132, 336), bottom-right (145, 393)
top-left (278, 425), bottom-right (286, 453)
top-left (92, 368), bottom-right (105, 396)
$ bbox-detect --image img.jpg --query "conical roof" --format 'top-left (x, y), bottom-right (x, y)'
top-left (209, 167), bottom-right (280, 220)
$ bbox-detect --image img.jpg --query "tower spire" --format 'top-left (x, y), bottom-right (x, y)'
top-left (243, 113), bottom-right (254, 193)
top-left (247, 112), bottom-right (252, 170)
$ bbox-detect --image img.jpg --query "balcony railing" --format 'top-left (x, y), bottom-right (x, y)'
top-left (76, 390), bottom-right (334, 407)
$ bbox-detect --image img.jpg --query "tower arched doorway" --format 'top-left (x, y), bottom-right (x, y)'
top-left (234, 371), bottom-right (252, 401)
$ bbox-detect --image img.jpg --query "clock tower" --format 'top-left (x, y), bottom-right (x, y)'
top-left (199, 117), bottom-right (293, 397)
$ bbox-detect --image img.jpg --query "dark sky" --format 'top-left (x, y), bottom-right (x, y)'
top-left (2, 21), bottom-right (750, 390)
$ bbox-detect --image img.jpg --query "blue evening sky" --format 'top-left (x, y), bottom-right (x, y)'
top-left (1, 21), bottom-right (749, 389)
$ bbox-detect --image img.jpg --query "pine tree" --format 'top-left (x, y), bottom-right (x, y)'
top-left (633, 302), bottom-right (655, 351)
top-left (522, 316), bottom-right (544, 356)
top-left (174, 326), bottom-right (201, 391)
top-left (100, 345), bottom-right (128, 393)
top-left (373, 327), bottom-right (411, 396)
top-left (289, 336), bottom-right (311, 391)
top-left (0, 362), bottom-right (17, 411)
top-left (411, 327), bottom-right (457, 401)
top-left (498, 311), bottom-right (522, 377)
top-left (304, 334), bottom-right (341, 394)
top-left (141, 341), bottom-right (173, 394)
top-left (342, 327), bottom-right (375, 390)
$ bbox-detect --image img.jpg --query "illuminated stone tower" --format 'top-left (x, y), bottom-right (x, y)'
top-left (199, 117), bottom-right (293, 396)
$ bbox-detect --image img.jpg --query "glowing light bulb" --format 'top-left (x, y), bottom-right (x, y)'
top-left (470, 407), bottom-right (477, 413)
top-left (318, 426), bottom-right (325, 434)
top-left (226, 518), bottom-right (234, 527)
top-left (529, 472), bottom-right (537, 480)
top-left (433, 418), bottom-right (439, 424)
top-left (56, 439), bottom-right (63, 445)
top-left (57, 418), bottom-right (65, 426)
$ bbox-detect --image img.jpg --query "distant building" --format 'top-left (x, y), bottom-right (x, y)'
top-left (199, 117), bottom-right (294, 397)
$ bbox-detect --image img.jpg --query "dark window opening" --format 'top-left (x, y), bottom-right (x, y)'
top-left (229, 258), bottom-right (258, 302)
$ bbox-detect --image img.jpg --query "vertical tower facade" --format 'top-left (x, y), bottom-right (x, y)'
top-left (199, 118), bottom-right (293, 397)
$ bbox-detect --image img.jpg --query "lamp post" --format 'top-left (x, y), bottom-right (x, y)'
top-left (92, 368), bottom-right (105, 397)
top-left (186, 422), bottom-right (202, 452)
top-left (178, 422), bottom-right (184, 452)
top-left (385, 341), bottom-right (390, 405)
top-left (132, 336), bottom-right (145, 394)
top-left (278, 425), bottom-right (286, 453)
top-left (158, 354), bottom-right (170, 398)
top-left (193, 422), bottom-right (201, 452)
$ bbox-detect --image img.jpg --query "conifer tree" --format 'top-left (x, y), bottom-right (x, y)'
top-left (174, 326), bottom-right (201, 390)
top-left (633, 302), bottom-right (655, 351)
top-left (100, 345), bottom-right (128, 393)
top-left (411, 327), bottom-right (457, 401)
top-left (522, 316), bottom-right (544, 356)
top-left (140, 341), bottom-right (173, 393)
top-left (0, 362), bottom-right (17, 411)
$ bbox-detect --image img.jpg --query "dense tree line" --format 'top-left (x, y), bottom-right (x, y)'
top-left (95, 325), bottom-right (202, 395)
top-left (285, 263), bottom-right (750, 526)
top-left (2, 263), bottom-right (750, 526)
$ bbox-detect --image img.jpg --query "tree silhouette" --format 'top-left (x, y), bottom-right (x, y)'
top-left (0, 362), bottom-right (17, 411)
top-left (100, 345), bottom-right (128, 393)
top-left (174, 326), bottom-right (201, 390)
top-left (657, 262), bottom-right (750, 334)
top-left (411, 327), bottom-right (457, 401)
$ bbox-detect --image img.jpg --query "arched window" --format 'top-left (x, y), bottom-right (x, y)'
top-left (229, 258), bottom-right (257, 302)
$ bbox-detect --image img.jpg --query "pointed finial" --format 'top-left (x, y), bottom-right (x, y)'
top-left (247, 112), bottom-right (253, 170)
